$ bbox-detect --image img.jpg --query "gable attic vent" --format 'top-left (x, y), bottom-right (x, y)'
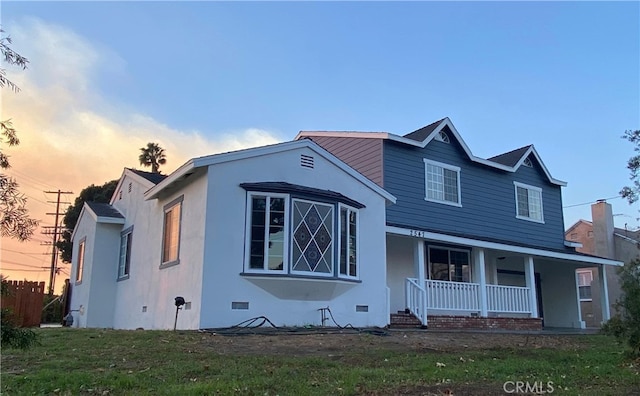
top-left (523, 157), bottom-right (533, 167)
top-left (128, 182), bottom-right (132, 193)
top-left (300, 154), bottom-right (315, 169)
top-left (435, 131), bottom-right (450, 143)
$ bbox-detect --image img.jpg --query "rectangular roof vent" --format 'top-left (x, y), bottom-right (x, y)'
top-left (300, 154), bottom-right (314, 169)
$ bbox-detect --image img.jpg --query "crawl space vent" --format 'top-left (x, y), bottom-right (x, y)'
top-left (355, 305), bottom-right (369, 312)
top-left (231, 301), bottom-right (249, 310)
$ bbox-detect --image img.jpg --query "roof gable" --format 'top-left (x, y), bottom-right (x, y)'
top-left (70, 202), bottom-right (125, 241)
top-left (144, 140), bottom-right (396, 203)
top-left (297, 118), bottom-right (566, 186)
top-left (110, 168), bottom-right (166, 205)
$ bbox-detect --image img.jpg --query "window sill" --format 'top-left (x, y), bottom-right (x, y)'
top-left (516, 215), bottom-right (545, 224)
top-left (424, 197), bottom-right (462, 207)
top-left (160, 259), bottom-right (180, 269)
top-left (117, 275), bottom-right (130, 282)
top-left (240, 272), bottom-right (361, 300)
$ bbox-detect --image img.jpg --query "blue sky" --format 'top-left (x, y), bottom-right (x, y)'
top-left (1, 2), bottom-right (639, 285)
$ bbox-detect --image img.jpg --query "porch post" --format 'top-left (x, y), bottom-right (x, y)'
top-left (413, 240), bottom-right (425, 285)
top-left (473, 248), bottom-right (488, 317)
top-left (574, 270), bottom-right (585, 329)
top-left (599, 264), bottom-right (611, 323)
top-left (524, 256), bottom-right (539, 318)
top-left (413, 240), bottom-right (428, 326)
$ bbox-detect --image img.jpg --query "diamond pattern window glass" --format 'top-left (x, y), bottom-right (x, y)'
top-left (292, 200), bottom-right (334, 274)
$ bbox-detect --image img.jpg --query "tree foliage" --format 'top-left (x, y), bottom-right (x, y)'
top-left (1, 278), bottom-right (39, 349)
top-left (0, 29), bottom-right (37, 241)
top-left (602, 259), bottom-right (640, 357)
top-left (620, 129), bottom-right (640, 203)
top-left (56, 180), bottom-right (118, 263)
top-left (139, 142), bottom-right (167, 174)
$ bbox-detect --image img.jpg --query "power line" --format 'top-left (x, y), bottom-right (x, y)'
top-left (44, 189), bottom-right (73, 295)
top-left (1, 260), bottom-right (47, 268)
top-left (563, 195), bottom-right (622, 209)
top-left (1, 268), bottom-right (48, 272)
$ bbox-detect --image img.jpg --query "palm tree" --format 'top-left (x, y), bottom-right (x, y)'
top-left (138, 142), bottom-right (167, 174)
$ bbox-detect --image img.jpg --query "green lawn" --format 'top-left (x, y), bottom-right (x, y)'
top-left (1, 328), bottom-right (638, 395)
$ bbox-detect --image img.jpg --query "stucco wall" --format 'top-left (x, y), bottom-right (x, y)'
top-left (199, 145), bottom-right (389, 328)
top-left (537, 260), bottom-right (582, 328)
top-left (110, 172), bottom-right (207, 330)
top-left (69, 210), bottom-right (97, 328)
top-left (386, 235), bottom-right (415, 313)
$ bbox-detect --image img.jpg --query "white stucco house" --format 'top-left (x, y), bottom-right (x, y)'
top-left (69, 139), bottom-right (396, 330)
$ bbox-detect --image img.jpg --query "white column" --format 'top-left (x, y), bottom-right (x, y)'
top-left (413, 240), bottom-right (427, 326)
top-left (473, 248), bottom-right (488, 316)
top-left (599, 264), bottom-right (611, 322)
top-left (413, 239), bottom-right (426, 284)
top-left (574, 270), bottom-right (585, 329)
top-left (524, 256), bottom-right (539, 318)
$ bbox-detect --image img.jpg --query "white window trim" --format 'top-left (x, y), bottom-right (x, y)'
top-left (118, 226), bottom-right (133, 280)
top-left (338, 203), bottom-right (359, 280)
top-left (423, 159), bottom-right (462, 207)
top-left (160, 196), bottom-right (183, 268)
top-left (290, 198), bottom-right (334, 278)
top-left (514, 181), bottom-right (545, 224)
top-left (244, 192), bottom-right (289, 274)
top-left (75, 237), bottom-right (86, 284)
top-left (576, 269), bottom-right (593, 302)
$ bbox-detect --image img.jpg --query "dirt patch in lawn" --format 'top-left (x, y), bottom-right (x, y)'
top-left (193, 329), bottom-right (584, 356)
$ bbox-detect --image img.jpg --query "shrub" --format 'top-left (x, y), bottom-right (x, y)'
top-left (602, 259), bottom-right (640, 357)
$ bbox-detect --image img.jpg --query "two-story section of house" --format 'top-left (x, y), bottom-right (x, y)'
top-left (298, 117), bottom-right (621, 330)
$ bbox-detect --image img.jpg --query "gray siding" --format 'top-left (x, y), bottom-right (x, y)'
top-left (384, 137), bottom-right (567, 250)
top-left (307, 136), bottom-right (384, 187)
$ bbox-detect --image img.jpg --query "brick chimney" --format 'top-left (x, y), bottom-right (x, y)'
top-left (591, 200), bottom-right (615, 259)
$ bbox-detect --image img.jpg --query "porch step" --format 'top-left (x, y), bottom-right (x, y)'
top-left (390, 311), bottom-right (423, 328)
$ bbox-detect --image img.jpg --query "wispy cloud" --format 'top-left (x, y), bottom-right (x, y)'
top-left (1, 18), bottom-right (282, 289)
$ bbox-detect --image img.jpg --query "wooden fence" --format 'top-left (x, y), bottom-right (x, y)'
top-left (1, 280), bottom-right (45, 327)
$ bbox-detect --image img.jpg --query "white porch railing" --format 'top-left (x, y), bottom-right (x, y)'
top-left (486, 284), bottom-right (531, 313)
top-left (405, 278), bottom-right (427, 325)
top-left (425, 279), bottom-right (480, 311)
top-left (404, 279), bottom-right (534, 318)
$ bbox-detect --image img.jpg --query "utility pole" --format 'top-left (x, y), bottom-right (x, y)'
top-left (44, 190), bottom-right (73, 295)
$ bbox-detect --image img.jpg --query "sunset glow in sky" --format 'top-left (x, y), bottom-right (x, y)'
top-left (1, 2), bottom-right (639, 293)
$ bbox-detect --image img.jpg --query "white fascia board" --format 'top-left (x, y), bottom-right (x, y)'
top-left (144, 159), bottom-right (196, 200)
top-left (614, 233), bottom-right (639, 245)
top-left (296, 131), bottom-right (391, 140)
top-left (110, 168), bottom-right (158, 205)
top-left (69, 203), bottom-right (89, 242)
top-left (512, 146), bottom-right (567, 187)
top-left (564, 240), bottom-right (583, 248)
top-left (386, 225), bottom-right (623, 266)
top-left (144, 139), bottom-right (397, 204)
top-left (95, 216), bottom-right (125, 225)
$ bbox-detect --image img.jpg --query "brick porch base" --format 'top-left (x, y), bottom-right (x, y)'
top-left (390, 312), bottom-right (543, 331)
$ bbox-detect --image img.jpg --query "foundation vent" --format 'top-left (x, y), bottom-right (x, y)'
top-left (355, 305), bottom-right (369, 312)
top-left (231, 301), bottom-right (249, 310)
top-left (300, 154), bottom-right (314, 169)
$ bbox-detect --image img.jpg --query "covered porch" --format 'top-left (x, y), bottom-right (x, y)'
top-left (386, 228), bottom-right (621, 330)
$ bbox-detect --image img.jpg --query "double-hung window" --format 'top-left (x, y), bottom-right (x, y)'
top-left (161, 196), bottom-right (183, 268)
top-left (576, 270), bottom-right (593, 301)
top-left (244, 190), bottom-right (360, 280)
top-left (424, 159), bottom-right (461, 206)
top-left (514, 182), bottom-right (544, 223)
top-left (118, 226), bottom-right (133, 280)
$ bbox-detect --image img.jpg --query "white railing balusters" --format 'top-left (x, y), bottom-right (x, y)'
top-left (405, 278), bottom-right (427, 326)
top-left (486, 284), bottom-right (531, 313)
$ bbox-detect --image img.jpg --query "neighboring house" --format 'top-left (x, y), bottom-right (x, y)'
top-left (298, 117), bottom-right (621, 330)
top-left (70, 117), bottom-right (623, 331)
top-left (69, 140), bottom-right (395, 329)
top-left (565, 200), bottom-right (639, 327)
